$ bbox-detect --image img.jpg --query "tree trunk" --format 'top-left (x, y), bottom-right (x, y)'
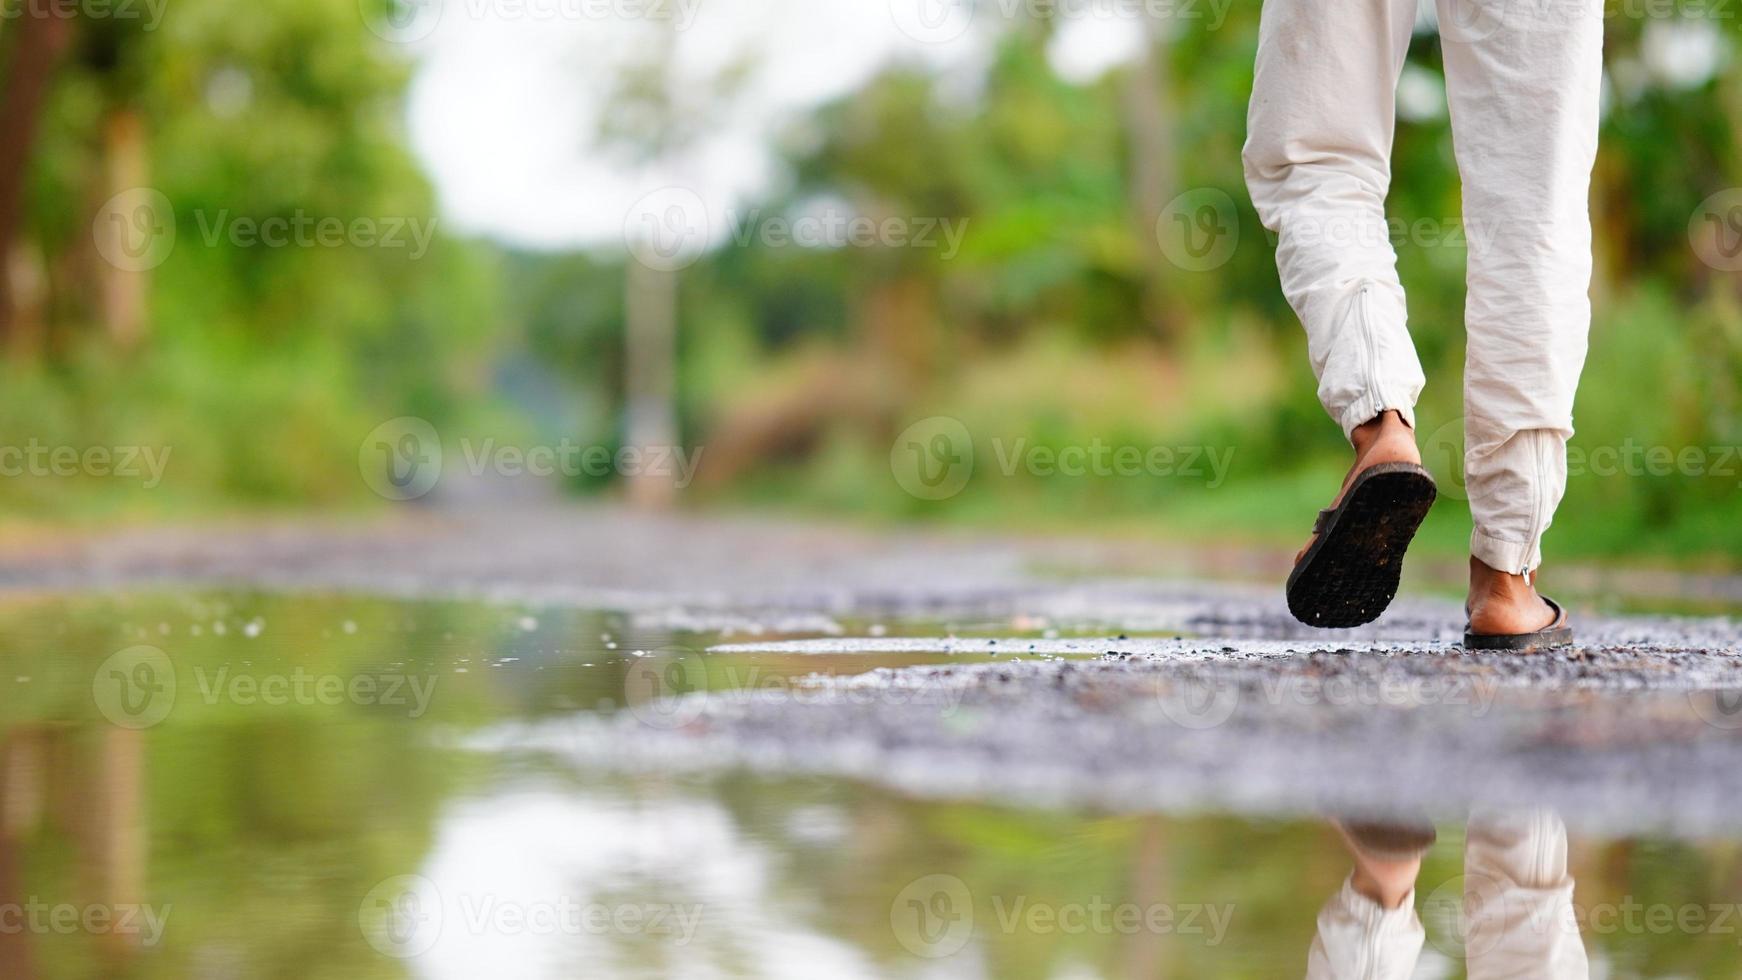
top-left (1121, 23), bottom-right (1183, 342)
top-left (0, 8), bottom-right (78, 346)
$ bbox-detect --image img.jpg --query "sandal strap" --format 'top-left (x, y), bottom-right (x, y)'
top-left (1311, 508), bottom-right (1336, 535)
top-left (1463, 595), bottom-right (1569, 634)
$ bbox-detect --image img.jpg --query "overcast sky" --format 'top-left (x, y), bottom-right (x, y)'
top-left (400, 0), bottom-right (1145, 251)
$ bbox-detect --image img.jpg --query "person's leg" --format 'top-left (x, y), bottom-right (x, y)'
top-left (1306, 821), bottom-right (1429, 979)
top-left (1243, 0), bottom-right (1427, 454)
top-left (1462, 807), bottom-right (1589, 978)
top-left (1435, 0), bottom-right (1604, 634)
top-left (1244, 0), bottom-right (1439, 629)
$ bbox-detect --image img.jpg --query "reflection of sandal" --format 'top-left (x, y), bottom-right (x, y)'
top-left (1285, 462), bottom-right (1437, 628)
top-left (1464, 595), bottom-right (1574, 652)
top-left (1335, 819), bottom-right (1438, 862)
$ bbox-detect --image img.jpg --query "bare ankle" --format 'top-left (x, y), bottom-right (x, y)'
top-left (1347, 411), bottom-right (1421, 476)
top-left (1469, 556), bottom-right (1531, 597)
top-left (1350, 861), bottom-right (1418, 910)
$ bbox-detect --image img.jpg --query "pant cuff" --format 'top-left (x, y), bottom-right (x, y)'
top-left (1471, 527), bottom-right (1541, 576)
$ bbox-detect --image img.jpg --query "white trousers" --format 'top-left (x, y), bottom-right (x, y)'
top-left (1242, 0), bottom-right (1604, 573)
top-left (1305, 809), bottom-right (1589, 979)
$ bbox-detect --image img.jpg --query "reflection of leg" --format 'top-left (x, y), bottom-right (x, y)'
top-left (1462, 807), bottom-right (1588, 978)
top-left (1306, 823), bottom-right (1428, 979)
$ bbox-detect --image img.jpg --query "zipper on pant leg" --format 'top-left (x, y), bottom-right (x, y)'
top-left (1527, 431), bottom-right (1548, 573)
top-left (1358, 282), bottom-right (1383, 422)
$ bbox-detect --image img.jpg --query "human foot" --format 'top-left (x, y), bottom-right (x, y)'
top-left (1285, 412), bottom-right (1437, 628)
top-left (1465, 558), bottom-right (1571, 650)
top-left (1294, 412), bottom-right (1424, 566)
top-left (1333, 820), bottom-right (1431, 910)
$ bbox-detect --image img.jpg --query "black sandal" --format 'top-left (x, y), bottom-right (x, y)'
top-left (1464, 595), bottom-right (1574, 651)
top-left (1285, 461), bottom-right (1437, 628)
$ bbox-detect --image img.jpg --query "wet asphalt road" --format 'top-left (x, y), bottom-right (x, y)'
top-left (15, 504), bottom-right (1742, 835)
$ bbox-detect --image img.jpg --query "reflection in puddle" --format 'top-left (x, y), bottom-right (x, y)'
top-left (1316, 810), bottom-right (1586, 976)
top-left (0, 592), bottom-right (1739, 977)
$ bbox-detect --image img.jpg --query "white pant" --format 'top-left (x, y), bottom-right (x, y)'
top-left (1242, 0), bottom-right (1604, 573)
top-left (1305, 809), bottom-right (1589, 979)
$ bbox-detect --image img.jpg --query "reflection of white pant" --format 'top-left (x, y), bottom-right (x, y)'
top-left (1305, 809), bottom-right (1589, 979)
top-left (1242, 0), bottom-right (1604, 573)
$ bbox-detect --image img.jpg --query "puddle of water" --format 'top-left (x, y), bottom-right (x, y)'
top-left (2, 591), bottom-right (1739, 978)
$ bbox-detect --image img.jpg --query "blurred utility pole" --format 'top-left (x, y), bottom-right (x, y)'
top-left (623, 258), bottom-right (678, 509)
top-left (599, 25), bottom-right (749, 509)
